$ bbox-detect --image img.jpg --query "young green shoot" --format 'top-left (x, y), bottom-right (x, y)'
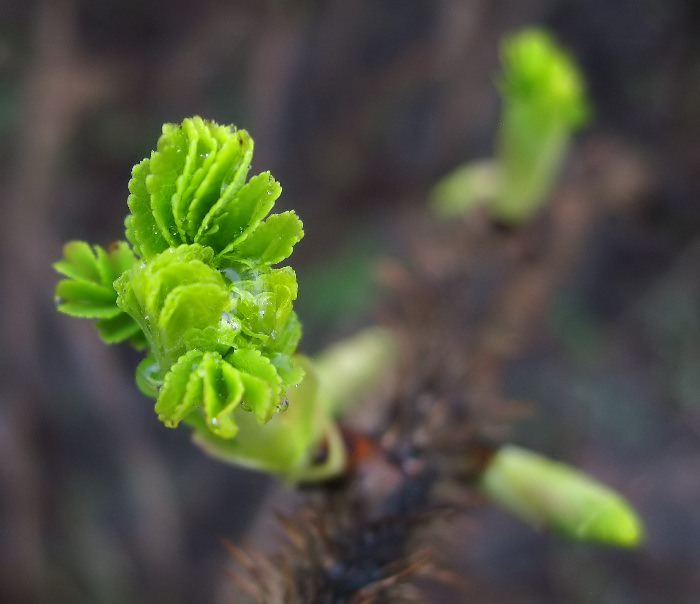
top-left (430, 27), bottom-right (590, 223)
top-left (55, 117), bottom-right (343, 481)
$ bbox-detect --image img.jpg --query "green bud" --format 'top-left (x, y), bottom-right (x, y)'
top-left (481, 445), bottom-right (644, 548)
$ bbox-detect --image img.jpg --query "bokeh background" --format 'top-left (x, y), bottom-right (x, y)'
top-left (2, 0), bottom-right (700, 602)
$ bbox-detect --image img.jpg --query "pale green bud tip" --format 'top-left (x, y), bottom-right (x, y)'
top-left (480, 445), bottom-right (644, 548)
top-left (314, 326), bottom-right (398, 416)
top-left (500, 28), bottom-right (590, 129)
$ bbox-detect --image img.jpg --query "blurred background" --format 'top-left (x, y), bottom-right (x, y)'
top-left (2, 0), bottom-right (700, 602)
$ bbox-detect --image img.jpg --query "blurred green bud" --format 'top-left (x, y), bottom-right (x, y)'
top-left (430, 28), bottom-right (591, 224)
top-left (495, 28), bottom-right (591, 224)
top-left (499, 28), bottom-right (590, 130)
top-left (481, 445), bottom-right (644, 548)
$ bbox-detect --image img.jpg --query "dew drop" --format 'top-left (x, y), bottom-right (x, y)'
top-left (141, 360), bottom-right (159, 379)
top-left (219, 311), bottom-right (241, 332)
top-left (223, 268), bottom-right (241, 283)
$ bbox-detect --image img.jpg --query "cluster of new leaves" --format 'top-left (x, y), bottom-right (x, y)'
top-left (124, 119), bottom-right (302, 268)
top-left (55, 117), bottom-right (304, 441)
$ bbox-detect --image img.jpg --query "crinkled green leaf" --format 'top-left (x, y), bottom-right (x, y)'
top-left (106, 242), bottom-right (137, 277)
top-left (55, 241), bottom-right (136, 287)
top-left (270, 354), bottom-right (305, 392)
top-left (227, 267), bottom-right (302, 363)
top-left (155, 350), bottom-right (245, 439)
top-left (156, 349), bottom-right (205, 428)
top-left (126, 158), bottom-right (168, 258)
top-left (125, 245), bottom-right (218, 318)
top-left (130, 328), bottom-right (148, 349)
top-left (122, 118), bottom-right (301, 268)
top-left (215, 312), bottom-right (243, 348)
top-left (54, 241), bottom-right (102, 282)
top-left (200, 352), bottom-right (244, 438)
top-left (57, 300), bottom-right (121, 319)
top-left (172, 117), bottom-right (217, 239)
top-left (147, 122), bottom-right (188, 247)
top-left (186, 127), bottom-right (253, 240)
top-left (238, 373), bottom-right (273, 423)
top-left (56, 280), bottom-right (116, 309)
top-left (190, 356), bottom-right (323, 477)
top-left (239, 267), bottom-right (297, 325)
top-left (170, 117), bottom-right (203, 240)
top-left (226, 211), bottom-right (304, 267)
top-left (145, 258), bottom-right (220, 319)
top-left (158, 282), bottom-right (230, 359)
top-left (267, 267), bottom-right (298, 325)
top-left (190, 356), bottom-right (346, 482)
top-left (270, 311), bottom-right (302, 358)
top-left (196, 171), bottom-right (280, 253)
top-left (227, 348), bottom-right (282, 423)
top-left (93, 246), bottom-right (115, 288)
top-left (54, 241), bottom-right (143, 345)
top-left (96, 312), bottom-right (144, 344)
top-left (113, 272), bottom-right (145, 335)
top-left (124, 118), bottom-right (257, 259)
top-left (116, 244), bottom-right (230, 368)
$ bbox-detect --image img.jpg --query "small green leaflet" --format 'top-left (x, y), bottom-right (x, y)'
top-left (54, 241), bottom-right (144, 346)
